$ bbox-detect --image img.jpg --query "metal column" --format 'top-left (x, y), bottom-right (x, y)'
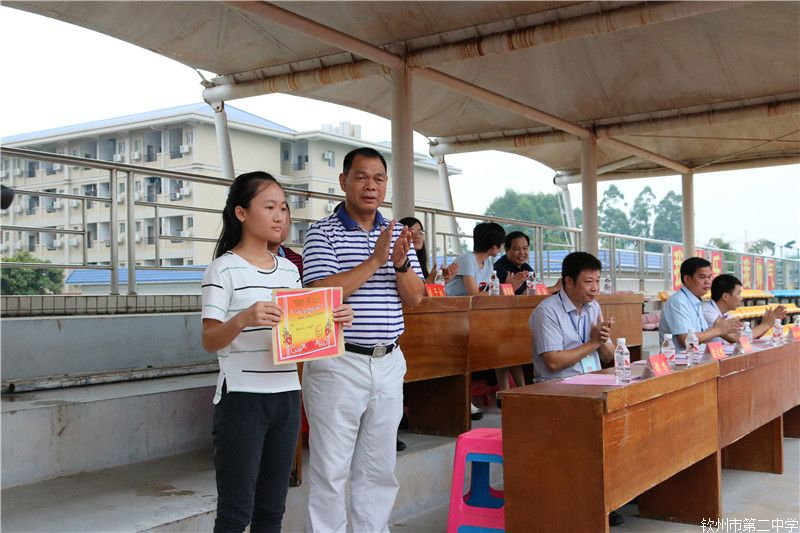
top-left (435, 154), bottom-right (462, 255)
top-left (390, 62), bottom-right (415, 220)
top-left (212, 102), bottom-right (235, 181)
top-left (682, 171), bottom-right (695, 256)
top-left (581, 137), bottom-right (599, 256)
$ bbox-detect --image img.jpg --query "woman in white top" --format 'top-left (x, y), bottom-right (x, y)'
top-left (202, 171), bottom-right (352, 533)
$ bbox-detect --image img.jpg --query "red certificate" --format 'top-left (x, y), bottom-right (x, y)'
top-left (425, 283), bottom-right (446, 297)
top-left (791, 326), bottom-right (800, 341)
top-left (500, 283), bottom-right (515, 295)
top-left (706, 341), bottom-right (726, 360)
top-left (272, 287), bottom-right (344, 365)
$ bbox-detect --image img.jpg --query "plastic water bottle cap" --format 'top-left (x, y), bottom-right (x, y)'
top-left (663, 334), bottom-right (672, 339)
top-left (617, 338), bottom-right (626, 344)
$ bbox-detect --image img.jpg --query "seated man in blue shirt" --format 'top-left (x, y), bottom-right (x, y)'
top-left (702, 274), bottom-right (785, 343)
top-left (445, 221), bottom-right (505, 296)
top-left (529, 251), bottom-right (615, 381)
top-left (659, 257), bottom-right (740, 351)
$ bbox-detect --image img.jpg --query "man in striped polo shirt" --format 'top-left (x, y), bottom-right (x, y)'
top-left (302, 147), bottom-right (424, 533)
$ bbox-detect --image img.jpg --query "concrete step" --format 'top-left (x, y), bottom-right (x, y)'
top-left (1, 428), bottom-right (465, 532)
top-left (1, 374), bottom-right (216, 488)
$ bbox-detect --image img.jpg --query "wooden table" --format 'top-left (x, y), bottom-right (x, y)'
top-left (399, 293), bottom-right (644, 437)
top-left (717, 340), bottom-right (800, 473)
top-left (503, 364), bottom-right (722, 532)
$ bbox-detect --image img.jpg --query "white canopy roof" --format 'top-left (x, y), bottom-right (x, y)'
top-left (8, 1), bottom-right (800, 176)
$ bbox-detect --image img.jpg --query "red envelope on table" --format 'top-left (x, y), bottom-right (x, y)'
top-left (534, 283), bottom-right (549, 295)
top-left (706, 341), bottom-right (726, 360)
top-left (500, 283), bottom-right (514, 295)
top-left (425, 284), bottom-right (445, 297)
top-left (648, 353), bottom-right (671, 376)
top-left (791, 326), bottom-right (800, 340)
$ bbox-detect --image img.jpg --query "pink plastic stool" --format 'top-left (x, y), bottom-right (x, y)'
top-left (447, 428), bottom-right (505, 533)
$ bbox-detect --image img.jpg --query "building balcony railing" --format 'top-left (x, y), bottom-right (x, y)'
top-left (145, 153), bottom-right (159, 163)
top-left (1, 147), bottom-right (798, 296)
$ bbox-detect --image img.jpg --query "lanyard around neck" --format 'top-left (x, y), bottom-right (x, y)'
top-left (560, 292), bottom-right (588, 343)
top-left (680, 287), bottom-right (703, 323)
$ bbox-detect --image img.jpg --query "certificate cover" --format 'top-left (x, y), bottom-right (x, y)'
top-left (272, 287), bottom-right (344, 365)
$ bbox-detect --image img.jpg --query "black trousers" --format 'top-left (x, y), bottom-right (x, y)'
top-left (213, 388), bottom-right (301, 533)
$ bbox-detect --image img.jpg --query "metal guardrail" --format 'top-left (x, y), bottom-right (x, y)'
top-left (1, 147), bottom-right (798, 295)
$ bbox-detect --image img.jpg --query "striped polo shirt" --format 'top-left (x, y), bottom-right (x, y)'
top-left (201, 251), bottom-right (302, 403)
top-left (302, 203), bottom-right (422, 346)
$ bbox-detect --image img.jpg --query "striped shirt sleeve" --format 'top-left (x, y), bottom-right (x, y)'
top-left (201, 262), bottom-right (230, 322)
top-left (302, 221), bottom-right (340, 286)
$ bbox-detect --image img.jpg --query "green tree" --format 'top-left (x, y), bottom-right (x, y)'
top-left (0, 251), bottom-right (65, 295)
top-left (706, 237), bottom-right (737, 272)
top-left (598, 185), bottom-right (631, 249)
top-left (651, 191), bottom-right (683, 244)
top-left (746, 238), bottom-right (776, 256)
top-left (629, 186), bottom-right (655, 240)
top-left (484, 189), bottom-right (570, 244)
top-left (573, 207), bottom-right (583, 228)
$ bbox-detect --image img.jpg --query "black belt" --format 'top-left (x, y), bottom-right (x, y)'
top-left (345, 342), bottom-right (396, 357)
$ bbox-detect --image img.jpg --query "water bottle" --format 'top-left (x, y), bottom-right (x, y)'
top-left (772, 319), bottom-right (784, 345)
top-left (742, 321), bottom-right (753, 341)
top-left (661, 334), bottom-right (676, 369)
top-left (614, 338), bottom-right (631, 384)
top-left (525, 271), bottom-right (535, 295)
top-left (603, 278), bottom-right (613, 293)
top-left (685, 329), bottom-right (700, 366)
top-left (489, 270), bottom-right (500, 295)
top-left (794, 315), bottom-right (800, 327)
top-left (434, 269), bottom-right (445, 287)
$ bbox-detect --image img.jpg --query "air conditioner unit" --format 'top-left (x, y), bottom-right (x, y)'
top-left (325, 203), bottom-right (335, 213)
top-left (52, 200), bottom-right (63, 210)
top-left (13, 204), bottom-right (22, 214)
top-left (13, 169), bottom-right (22, 177)
top-left (118, 234), bottom-right (126, 244)
top-left (14, 241), bottom-right (24, 251)
top-left (52, 164), bottom-right (63, 171)
top-left (116, 195), bottom-right (125, 204)
top-left (322, 150), bottom-right (334, 162)
top-left (179, 144), bottom-right (192, 154)
top-left (69, 199), bottom-right (81, 208)
top-left (179, 229), bottom-right (192, 238)
top-left (180, 185), bottom-right (192, 198)
top-left (69, 238), bottom-right (80, 247)
top-left (130, 151), bottom-right (141, 161)
top-left (134, 191), bottom-right (142, 202)
top-left (134, 232), bottom-right (142, 243)
top-left (53, 239), bottom-right (63, 249)
top-left (112, 154), bottom-right (125, 163)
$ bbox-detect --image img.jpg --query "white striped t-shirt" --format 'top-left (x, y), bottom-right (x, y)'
top-left (201, 251), bottom-right (302, 404)
top-left (302, 204), bottom-right (422, 346)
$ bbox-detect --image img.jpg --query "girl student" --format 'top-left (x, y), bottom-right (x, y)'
top-left (201, 171), bottom-right (353, 533)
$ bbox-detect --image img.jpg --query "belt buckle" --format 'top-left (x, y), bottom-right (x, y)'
top-left (372, 345), bottom-right (387, 357)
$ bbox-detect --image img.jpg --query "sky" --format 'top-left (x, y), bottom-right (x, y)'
top-left (1, 7), bottom-right (798, 255)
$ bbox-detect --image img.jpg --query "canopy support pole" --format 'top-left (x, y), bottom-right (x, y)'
top-left (581, 137), bottom-right (599, 256)
top-left (390, 63), bottom-right (415, 220)
top-left (682, 171), bottom-right (695, 256)
top-left (211, 102), bottom-right (235, 181)
top-left (435, 154), bottom-right (462, 256)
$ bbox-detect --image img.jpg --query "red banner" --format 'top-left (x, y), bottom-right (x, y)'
top-left (766, 259), bottom-right (775, 291)
top-left (711, 251), bottom-right (723, 277)
top-left (695, 248), bottom-right (706, 259)
top-left (754, 257), bottom-right (765, 291)
top-left (671, 245), bottom-right (685, 291)
top-left (741, 256), bottom-right (753, 289)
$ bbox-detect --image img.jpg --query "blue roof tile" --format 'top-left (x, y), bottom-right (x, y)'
top-left (66, 268), bottom-right (206, 286)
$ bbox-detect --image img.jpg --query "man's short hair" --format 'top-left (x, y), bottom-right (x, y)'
top-left (504, 231), bottom-right (530, 250)
top-left (711, 274), bottom-right (742, 302)
top-left (473, 222), bottom-right (505, 253)
top-left (680, 257), bottom-right (712, 283)
top-left (561, 252), bottom-right (602, 283)
top-left (342, 147), bottom-right (387, 175)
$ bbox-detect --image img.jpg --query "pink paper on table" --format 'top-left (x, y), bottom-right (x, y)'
top-left (561, 373), bottom-right (619, 385)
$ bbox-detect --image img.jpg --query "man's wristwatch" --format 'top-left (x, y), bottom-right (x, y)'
top-left (394, 258), bottom-right (411, 273)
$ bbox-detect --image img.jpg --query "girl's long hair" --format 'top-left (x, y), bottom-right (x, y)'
top-left (214, 171), bottom-right (283, 259)
top-left (399, 216), bottom-right (428, 278)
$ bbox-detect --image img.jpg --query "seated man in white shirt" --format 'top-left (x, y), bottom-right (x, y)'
top-left (703, 274), bottom-right (786, 343)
